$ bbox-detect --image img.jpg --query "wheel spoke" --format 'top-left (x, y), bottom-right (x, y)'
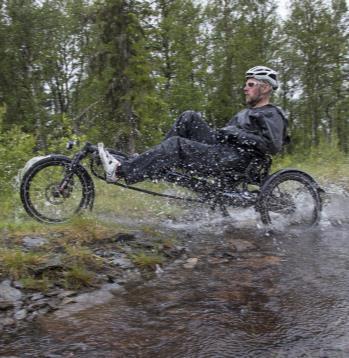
top-left (21, 157), bottom-right (92, 223)
top-left (259, 172), bottom-right (321, 228)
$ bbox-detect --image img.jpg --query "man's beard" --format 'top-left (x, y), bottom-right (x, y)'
top-left (246, 94), bottom-right (262, 107)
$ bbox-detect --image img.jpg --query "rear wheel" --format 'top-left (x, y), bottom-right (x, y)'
top-left (20, 156), bottom-right (94, 223)
top-left (258, 171), bottom-right (322, 228)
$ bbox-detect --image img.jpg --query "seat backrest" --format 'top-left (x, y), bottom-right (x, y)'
top-left (244, 154), bottom-right (272, 185)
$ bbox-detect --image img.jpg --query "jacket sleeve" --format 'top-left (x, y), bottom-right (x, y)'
top-left (218, 110), bottom-right (286, 154)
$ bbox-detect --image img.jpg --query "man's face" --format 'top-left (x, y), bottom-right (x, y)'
top-left (244, 79), bottom-right (270, 107)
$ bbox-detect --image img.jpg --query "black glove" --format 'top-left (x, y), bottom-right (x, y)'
top-left (217, 126), bottom-right (241, 143)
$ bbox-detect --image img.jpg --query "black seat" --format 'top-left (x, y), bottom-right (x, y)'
top-left (244, 154), bottom-right (272, 185)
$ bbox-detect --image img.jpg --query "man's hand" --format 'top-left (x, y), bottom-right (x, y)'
top-left (217, 126), bottom-right (241, 143)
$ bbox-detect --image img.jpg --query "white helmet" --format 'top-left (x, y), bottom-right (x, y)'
top-left (246, 66), bottom-right (279, 90)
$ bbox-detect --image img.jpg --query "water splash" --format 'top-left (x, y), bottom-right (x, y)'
top-left (321, 184), bottom-right (349, 226)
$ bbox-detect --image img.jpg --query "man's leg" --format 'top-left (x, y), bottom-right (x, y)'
top-left (120, 136), bottom-right (221, 184)
top-left (99, 111), bottom-right (221, 184)
top-left (99, 137), bottom-right (247, 185)
top-left (165, 110), bottom-right (217, 144)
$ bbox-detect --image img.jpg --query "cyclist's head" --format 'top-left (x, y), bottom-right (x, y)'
top-left (245, 66), bottom-right (278, 90)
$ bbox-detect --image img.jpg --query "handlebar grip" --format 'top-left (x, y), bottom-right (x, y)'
top-left (83, 142), bottom-right (98, 153)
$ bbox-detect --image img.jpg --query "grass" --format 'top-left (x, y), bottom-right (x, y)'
top-left (0, 214), bottom-right (123, 288)
top-left (272, 147), bottom-right (349, 188)
top-left (63, 244), bottom-right (103, 269)
top-left (130, 251), bottom-right (165, 269)
top-left (93, 180), bottom-right (188, 221)
top-left (0, 248), bottom-right (46, 280)
top-left (63, 266), bottom-right (95, 289)
top-left (0, 190), bottom-right (177, 288)
top-left (21, 275), bottom-right (51, 291)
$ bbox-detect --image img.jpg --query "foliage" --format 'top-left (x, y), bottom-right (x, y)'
top-left (0, 248), bottom-right (46, 280)
top-left (20, 275), bottom-right (52, 291)
top-left (130, 251), bottom-right (164, 268)
top-left (0, 107), bottom-right (36, 193)
top-left (0, 0), bottom-right (348, 189)
top-left (205, 0), bottom-right (280, 126)
top-left (278, 0), bottom-right (349, 153)
top-left (273, 141), bottom-right (349, 185)
top-left (63, 244), bottom-right (103, 269)
top-left (63, 265), bottom-right (95, 288)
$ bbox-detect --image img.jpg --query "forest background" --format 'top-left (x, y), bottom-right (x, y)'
top-left (0, 0), bottom-right (348, 199)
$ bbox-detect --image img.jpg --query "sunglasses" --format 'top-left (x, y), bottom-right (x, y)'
top-left (245, 82), bottom-right (261, 88)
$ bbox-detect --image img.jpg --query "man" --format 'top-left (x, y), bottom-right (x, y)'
top-left (98, 65), bottom-right (288, 184)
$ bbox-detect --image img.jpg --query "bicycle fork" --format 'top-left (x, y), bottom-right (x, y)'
top-left (57, 143), bottom-right (95, 197)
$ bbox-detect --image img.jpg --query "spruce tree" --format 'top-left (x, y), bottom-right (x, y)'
top-left (205, 0), bottom-right (279, 127)
top-left (87, 0), bottom-right (155, 152)
top-left (281, 0), bottom-right (349, 151)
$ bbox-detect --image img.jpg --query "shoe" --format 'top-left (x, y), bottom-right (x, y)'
top-left (97, 143), bottom-right (122, 183)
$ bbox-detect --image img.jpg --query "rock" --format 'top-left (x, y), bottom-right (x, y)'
top-left (0, 280), bottom-right (23, 303)
top-left (47, 299), bottom-right (60, 310)
top-left (183, 257), bottom-right (198, 269)
top-left (132, 238), bottom-right (156, 250)
top-left (110, 256), bottom-right (135, 269)
top-left (57, 290), bottom-right (77, 299)
top-left (37, 306), bottom-right (50, 315)
top-left (22, 236), bottom-right (48, 248)
top-left (114, 233), bottom-right (136, 243)
top-left (34, 256), bottom-right (63, 273)
top-left (30, 292), bottom-right (45, 301)
top-left (0, 299), bottom-right (15, 310)
top-left (46, 289), bottom-right (64, 297)
top-left (94, 249), bottom-right (108, 257)
top-left (229, 239), bottom-right (257, 252)
top-left (163, 245), bottom-right (186, 258)
top-left (2, 317), bottom-right (15, 326)
top-left (55, 283), bottom-right (123, 318)
top-left (122, 269), bottom-right (141, 282)
top-left (104, 283), bottom-right (124, 296)
top-left (13, 281), bottom-right (24, 289)
top-left (26, 312), bottom-right (39, 322)
top-left (14, 308), bottom-right (27, 320)
top-left (61, 297), bottom-right (77, 305)
top-left (27, 298), bottom-right (49, 311)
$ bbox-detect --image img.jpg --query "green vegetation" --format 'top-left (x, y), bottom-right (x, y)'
top-left (63, 266), bottom-right (95, 289)
top-left (273, 146), bottom-right (349, 188)
top-left (93, 180), bottom-right (189, 221)
top-left (0, 195), bottom-right (180, 290)
top-left (0, 248), bottom-right (46, 280)
top-left (130, 252), bottom-right (165, 269)
top-left (0, 0), bottom-right (348, 156)
top-left (20, 276), bottom-right (52, 292)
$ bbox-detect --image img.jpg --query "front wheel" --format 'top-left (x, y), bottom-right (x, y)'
top-left (257, 170), bottom-right (322, 229)
top-left (20, 155), bottom-right (95, 223)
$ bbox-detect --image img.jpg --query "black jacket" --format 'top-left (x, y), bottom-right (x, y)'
top-left (218, 104), bottom-right (288, 155)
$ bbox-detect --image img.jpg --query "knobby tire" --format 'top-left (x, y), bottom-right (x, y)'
top-left (20, 156), bottom-right (94, 224)
top-left (258, 171), bottom-right (322, 228)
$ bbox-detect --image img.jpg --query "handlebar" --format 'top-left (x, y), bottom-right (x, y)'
top-left (66, 141), bottom-right (98, 153)
top-left (69, 142), bottom-right (98, 168)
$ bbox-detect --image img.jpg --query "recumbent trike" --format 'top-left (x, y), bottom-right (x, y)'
top-left (19, 142), bottom-right (324, 228)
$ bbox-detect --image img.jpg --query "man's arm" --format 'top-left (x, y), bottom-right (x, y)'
top-left (218, 109), bottom-right (286, 154)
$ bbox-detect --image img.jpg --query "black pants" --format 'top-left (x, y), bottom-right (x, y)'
top-left (120, 111), bottom-right (251, 184)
